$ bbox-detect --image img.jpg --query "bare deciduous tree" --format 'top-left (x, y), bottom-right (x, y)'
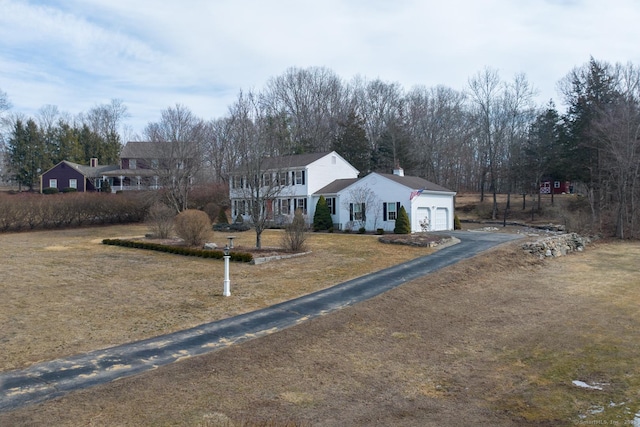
top-left (145, 104), bottom-right (206, 212)
top-left (262, 66), bottom-right (347, 153)
top-left (228, 90), bottom-right (288, 248)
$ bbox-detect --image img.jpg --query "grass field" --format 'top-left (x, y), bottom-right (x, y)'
top-left (1, 216), bottom-right (640, 425)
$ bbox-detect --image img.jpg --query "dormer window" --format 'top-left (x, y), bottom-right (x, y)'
top-left (129, 159), bottom-right (137, 169)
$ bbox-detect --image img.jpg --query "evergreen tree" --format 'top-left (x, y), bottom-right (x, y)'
top-left (216, 207), bottom-right (229, 224)
top-left (394, 205), bottom-right (411, 234)
top-left (313, 195), bottom-right (333, 231)
top-left (52, 120), bottom-right (84, 164)
top-left (332, 111), bottom-right (370, 175)
top-left (8, 119), bottom-right (49, 190)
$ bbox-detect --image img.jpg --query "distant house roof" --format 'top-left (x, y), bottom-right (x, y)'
top-left (377, 173), bottom-right (454, 193)
top-left (46, 161), bottom-right (118, 178)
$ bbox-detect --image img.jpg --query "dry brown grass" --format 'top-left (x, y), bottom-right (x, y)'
top-left (0, 224), bottom-right (434, 371)
top-left (3, 238), bottom-right (640, 426)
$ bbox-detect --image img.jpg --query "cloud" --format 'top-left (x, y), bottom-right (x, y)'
top-left (2, 0), bottom-right (640, 134)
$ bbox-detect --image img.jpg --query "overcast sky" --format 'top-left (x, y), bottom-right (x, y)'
top-left (2, 0), bottom-right (640, 135)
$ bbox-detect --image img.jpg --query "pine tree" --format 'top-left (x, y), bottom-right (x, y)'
top-left (313, 195), bottom-right (333, 231)
top-left (8, 119), bottom-right (49, 191)
top-left (394, 205), bottom-right (411, 234)
top-left (332, 111), bottom-right (371, 174)
top-left (216, 207), bottom-right (229, 224)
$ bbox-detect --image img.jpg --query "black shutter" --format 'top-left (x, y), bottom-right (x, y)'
top-left (349, 203), bottom-right (353, 221)
top-left (397, 202), bottom-right (401, 218)
top-left (302, 170), bottom-right (306, 185)
top-left (383, 203), bottom-right (387, 221)
top-left (361, 203), bottom-right (366, 221)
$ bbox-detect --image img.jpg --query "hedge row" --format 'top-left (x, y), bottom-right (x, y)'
top-left (102, 238), bottom-right (254, 263)
top-left (0, 192), bottom-right (152, 232)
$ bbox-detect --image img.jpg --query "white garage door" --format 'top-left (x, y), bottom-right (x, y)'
top-left (435, 208), bottom-right (449, 230)
top-left (416, 207), bottom-right (431, 231)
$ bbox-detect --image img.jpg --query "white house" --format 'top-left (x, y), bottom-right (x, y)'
top-left (229, 151), bottom-right (360, 222)
top-left (313, 166), bottom-right (456, 232)
top-left (229, 151), bottom-right (456, 232)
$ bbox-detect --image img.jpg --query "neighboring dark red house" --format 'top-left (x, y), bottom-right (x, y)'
top-left (40, 159), bottom-right (118, 192)
top-left (540, 179), bottom-right (572, 194)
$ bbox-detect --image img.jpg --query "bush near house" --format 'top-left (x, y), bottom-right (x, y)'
top-left (173, 209), bottom-right (212, 247)
top-left (394, 206), bottom-right (411, 234)
top-left (313, 195), bottom-right (333, 231)
top-left (216, 207), bottom-right (229, 224)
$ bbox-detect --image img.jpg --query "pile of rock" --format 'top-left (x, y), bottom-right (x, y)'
top-left (522, 233), bottom-right (591, 258)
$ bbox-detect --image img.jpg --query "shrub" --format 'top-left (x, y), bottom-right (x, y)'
top-left (174, 209), bottom-right (212, 247)
top-left (102, 238), bottom-right (253, 262)
top-left (216, 207), bottom-right (229, 224)
top-left (454, 214), bottom-right (462, 230)
top-left (146, 202), bottom-right (176, 238)
top-left (358, 226), bottom-right (366, 234)
top-left (394, 205), bottom-right (411, 234)
top-left (62, 187), bottom-right (77, 193)
top-left (281, 209), bottom-right (307, 252)
top-left (376, 228), bottom-right (384, 235)
top-left (100, 180), bottom-right (112, 193)
top-left (313, 195), bottom-right (332, 231)
top-left (42, 187), bottom-right (59, 194)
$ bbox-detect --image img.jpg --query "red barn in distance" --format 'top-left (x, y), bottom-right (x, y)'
top-left (540, 179), bottom-right (572, 194)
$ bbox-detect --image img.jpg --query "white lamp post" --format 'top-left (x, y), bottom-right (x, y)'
top-left (223, 245), bottom-right (231, 296)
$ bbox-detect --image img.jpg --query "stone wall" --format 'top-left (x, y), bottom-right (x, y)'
top-left (522, 233), bottom-right (591, 258)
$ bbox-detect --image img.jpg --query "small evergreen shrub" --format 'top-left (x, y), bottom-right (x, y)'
top-left (454, 214), bottom-right (462, 230)
top-left (394, 206), bottom-right (411, 234)
top-left (216, 207), bottom-right (229, 224)
top-left (313, 195), bottom-right (333, 231)
top-left (174, 209), bottom-right (212, 247)
top-left (358, 226), bottom-right (366, 234)
top-left (376, 228), bottom-right (384, 235)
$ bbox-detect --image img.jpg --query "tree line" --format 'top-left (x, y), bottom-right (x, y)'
top-left (2, 57), bottom-right (640, 238)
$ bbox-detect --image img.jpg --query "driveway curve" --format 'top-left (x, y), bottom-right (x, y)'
top-left (0, 230), bottom-right (522, 412)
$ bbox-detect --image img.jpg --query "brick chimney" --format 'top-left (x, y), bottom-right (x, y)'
top-left (393, 164), bottom-right (404, 176)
